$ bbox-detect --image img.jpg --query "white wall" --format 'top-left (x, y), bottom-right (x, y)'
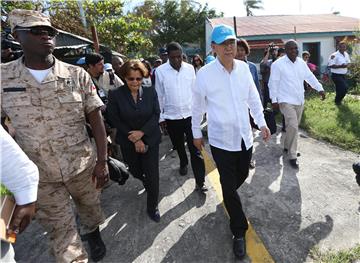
top-left (282, 36), bottom-right (336, 72)
top-left (205, 19), bottom-right (340, 73)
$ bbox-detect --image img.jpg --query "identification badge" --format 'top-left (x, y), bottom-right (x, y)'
top-left (98, 89), bottom-right (106, 98)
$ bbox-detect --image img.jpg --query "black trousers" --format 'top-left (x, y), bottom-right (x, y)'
top-left (332, 73), bottom-right (348, 104)
top-left (210, 141), bottom-right (252, 238)
top-left (262, 82), bottom-right (271, 108)
top-left (166, 117), bottom-right (205, 186)
top-left (121, 144), bottom-right (159, 213)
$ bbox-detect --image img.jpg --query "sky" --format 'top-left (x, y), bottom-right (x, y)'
top-left (125, 0), bottom-right (360, 19)
top-left (199, 0), bottom-right (360, 18)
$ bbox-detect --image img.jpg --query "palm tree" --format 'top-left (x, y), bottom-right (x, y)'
top-left (243, 0), bottom-right (263, 16)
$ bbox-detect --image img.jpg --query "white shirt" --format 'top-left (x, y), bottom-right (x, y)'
top-left (192, 58), bottom-right (266, 151)
top-left (26, 67), bottom-right (51, 83)
top-left (269, 55), bottom-right (323, 105)
top-left (328, 50), bottom-right (351, 74)
top-left (0, 126), bottom-right (39, 205)
top-left (155, 61), bottom-right (194, 121)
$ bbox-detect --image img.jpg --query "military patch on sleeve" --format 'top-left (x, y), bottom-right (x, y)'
top-left (330, 55), bottom-right (335, 59)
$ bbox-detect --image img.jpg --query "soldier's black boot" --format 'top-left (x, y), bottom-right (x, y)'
top-left (87, 227), bottom-right (106, 262)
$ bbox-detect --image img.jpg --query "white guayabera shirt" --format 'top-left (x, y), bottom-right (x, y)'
top-left (192, 58), bottom-right (266, 151)
top-left (269, 55), bottom-right (323, 105)
top-left (155, 61), bottom-right (195, 122)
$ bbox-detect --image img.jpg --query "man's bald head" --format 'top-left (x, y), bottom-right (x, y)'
top-left (284, 39), bottom-right (298, 62)
top-left (112, 56), bottom-right (124, 75)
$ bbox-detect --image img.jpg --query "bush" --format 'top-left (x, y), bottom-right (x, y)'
top-left (348, 31), bottom-right (360, 94)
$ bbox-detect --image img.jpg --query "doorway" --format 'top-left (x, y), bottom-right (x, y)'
top-left (302, 42), bottom-right (320, 68)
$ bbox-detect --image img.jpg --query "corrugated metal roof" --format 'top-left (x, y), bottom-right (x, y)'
top-left (210, 14), bottom-right (360, 37)
top-left (54, 44), bottom-right (88, 50)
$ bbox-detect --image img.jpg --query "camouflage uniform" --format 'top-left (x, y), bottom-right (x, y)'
top-left (91, 70), bottom-right (123, 97)
top-left (1, 57), bottom-right (105, 263)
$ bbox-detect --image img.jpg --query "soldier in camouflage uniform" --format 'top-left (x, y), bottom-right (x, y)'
top-left (1, 9), bottom-right (109, 262)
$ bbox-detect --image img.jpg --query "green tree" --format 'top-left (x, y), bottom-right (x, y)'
top-left (348, 30), bottom-right (360, 94)
top-left (243, 0), bottom-right (263, 16)
top-left (133, 0), bottom-right (222, 55)
top-left (49, 0), bottom-right (153, 56)
top-left (2, 0), bottom-right (153, 57)
top-left (1, 0), bottom-right (46, 12)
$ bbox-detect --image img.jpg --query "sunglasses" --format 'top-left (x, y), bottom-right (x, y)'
top-left (15, 27), bottom-right (58, 38)
top-left (126, 77), bottom-right (143, 81)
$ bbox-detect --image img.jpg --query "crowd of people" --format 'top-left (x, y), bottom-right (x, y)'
top-left (0, 8), bottom-right (356, 263)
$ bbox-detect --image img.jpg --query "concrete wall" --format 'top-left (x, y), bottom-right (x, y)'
top-left (205, 20), bottom-right (352, 73)
top-left (282, 36), bottom-right (336, 72)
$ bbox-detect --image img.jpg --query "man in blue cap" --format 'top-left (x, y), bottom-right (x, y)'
top-left (192, 24), bottom-right (271, 259)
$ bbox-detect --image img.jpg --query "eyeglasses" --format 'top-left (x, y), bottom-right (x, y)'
top-left (219, 40), bottom-right (236, 47)
top-left (14, 27), bottom-right (58, 38)
top-left (126, 77), bottom-right (143, 82)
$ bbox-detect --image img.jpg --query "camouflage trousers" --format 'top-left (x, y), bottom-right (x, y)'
top-left (36, 165), bottom-right (104, 263)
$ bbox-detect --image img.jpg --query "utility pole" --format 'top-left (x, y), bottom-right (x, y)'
top-left (78, 0), bottom-right (100, 53)
top-left (233, 16), bottom-right (237, 37)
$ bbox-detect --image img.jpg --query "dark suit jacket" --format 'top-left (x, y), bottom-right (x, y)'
top-left (107, 85), bottom-right (161, 149)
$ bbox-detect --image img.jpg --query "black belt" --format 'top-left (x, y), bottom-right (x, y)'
top-left (332, 73), bottom-right (346, 76)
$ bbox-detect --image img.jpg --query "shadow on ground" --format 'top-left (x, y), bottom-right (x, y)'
top-left (241, 132), bottom-right (333, 263)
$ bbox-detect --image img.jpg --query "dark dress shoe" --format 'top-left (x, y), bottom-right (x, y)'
top-left (147, 209), bottom-right (160, 223)
top-left (196, 184), bottom-right (208, 193)
top-left (179, 165), bottom-right (188, 176)
top-left (86, 227), bottom-right (106, 262)
top-left (283, 149), bottom-right (301, 157)
top-left (289, 159), bottom-right (299, 169)
top-left (233, 237), bottom-right (246, 259)
top-left (249, 160), bottom-right (255, 169)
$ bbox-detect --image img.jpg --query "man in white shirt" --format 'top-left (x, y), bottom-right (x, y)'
top-left (269, 40), bottom-right (325, 169)
top-left (328, 41), bottom-right (351, 105)
top-left (1, 126), bottom-right (39, 262)
top-left (192, 24), bottom-right (271, 259)
top-left (155, 42), bottom-right (206, 192)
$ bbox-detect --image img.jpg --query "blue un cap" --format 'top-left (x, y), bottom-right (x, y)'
top-left (205, 55), bottom-right (216, 64)
top-left (76, 57), bottom-right (86, 65)
top-left (211, 24), bottom-right (236, 45)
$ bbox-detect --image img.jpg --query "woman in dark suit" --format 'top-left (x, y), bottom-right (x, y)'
top-left (107, 59), bottom-right (161, 222)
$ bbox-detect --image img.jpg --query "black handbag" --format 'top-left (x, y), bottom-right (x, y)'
top-left (108, 157), bottom-right (130, 185)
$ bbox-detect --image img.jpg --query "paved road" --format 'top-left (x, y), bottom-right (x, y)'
top-left (13, 129), bottom-right (359, 262)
